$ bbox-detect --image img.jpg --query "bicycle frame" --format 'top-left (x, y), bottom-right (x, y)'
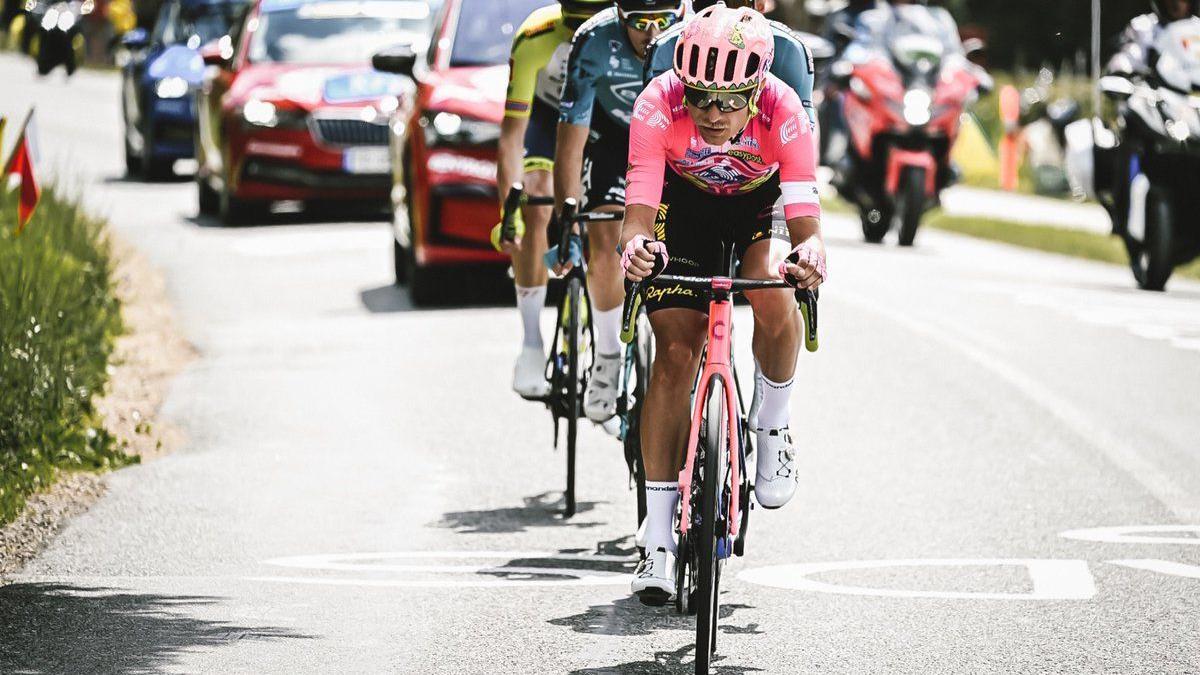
top-left (679, 277), bottom-right (742, 539)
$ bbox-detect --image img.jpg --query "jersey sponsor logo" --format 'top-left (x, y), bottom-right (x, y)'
top-left (633, 99), bottom-right (657, 121)
top-left (647, 110), bottom-right (669, 130)
top-left (728, 149), bottom-right (764, 164)
top-left (780, 114), bottom-right (801, 145)
top-left (610, 80), bottom-right (643, 107)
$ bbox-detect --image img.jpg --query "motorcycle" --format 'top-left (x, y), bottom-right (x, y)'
top-left (1085, 18), bottom-right (1200, 291)
top-left (830, 30), bottom-right (989, 245)
top-left (32, 0), bottom-right (90, 75)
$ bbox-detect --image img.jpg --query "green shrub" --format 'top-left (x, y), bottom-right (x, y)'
top-left (0, 187), bottom-right (135, 524)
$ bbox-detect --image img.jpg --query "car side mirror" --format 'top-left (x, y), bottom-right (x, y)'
top-left (199, 37), bottom-right (231, 67)
top-left (962, 37), bottom-right (986, 58)
top-left (1098, 75), bottom-right (1135, 100)
top-left (121, 27), bottom-right (149, 49)
top-left (372, 45), bottom-right (417, 76)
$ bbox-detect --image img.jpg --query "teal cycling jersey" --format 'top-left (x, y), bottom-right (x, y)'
top-left (643, 18), bottom-right (816, 122)
top-left (559, 8), bottom-right (646, 129)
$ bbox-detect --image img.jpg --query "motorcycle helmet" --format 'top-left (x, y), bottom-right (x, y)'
top-left (560, 0), bottom-right (612, 28)
top-left (1151, 0), bottom-right (1199, 22)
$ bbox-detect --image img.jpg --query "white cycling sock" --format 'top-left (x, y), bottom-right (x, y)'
top-left (593, 306), bottom-right (623, 356)
top-left (516, 285), bottom-right (546, 350)
top-left (644, 481), bottom-right (680, 554)
top-left (756, 373), bottom-right (794, 430)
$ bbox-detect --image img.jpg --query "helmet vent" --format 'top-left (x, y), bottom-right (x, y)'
top-left (723, 52), bottom-right (738, 83)
top-left (705, 47), bottom-right (719, 82)
top-left (688, 44), bottom-right (701, 78)
top-left (745, 53), bottom-right (760, 79)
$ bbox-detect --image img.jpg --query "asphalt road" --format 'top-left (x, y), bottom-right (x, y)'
top-left (2, 55), bottom-right (1200, 674)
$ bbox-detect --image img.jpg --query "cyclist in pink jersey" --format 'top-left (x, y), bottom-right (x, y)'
top-left (619, 4), bottom-right (827, 604)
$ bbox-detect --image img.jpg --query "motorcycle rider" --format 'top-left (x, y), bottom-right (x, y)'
top-left (1107, 0), bottom-right (1199, 77)
top-left (844, 0), bottom-right (963, 61)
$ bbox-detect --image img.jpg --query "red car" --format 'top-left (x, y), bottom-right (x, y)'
top-left (372, 0), bottom-right (545, 304)
top-left (195, 0), bottom-right (440, 224)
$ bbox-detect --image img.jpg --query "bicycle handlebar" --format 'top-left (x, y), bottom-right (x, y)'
top-left (620, 274), bottom-right (819, 352)
top-left (500, 183), bottom-right (554, 245)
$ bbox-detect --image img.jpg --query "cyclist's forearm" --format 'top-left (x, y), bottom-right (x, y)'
top-left (619, 204), bottom-right (657, 247)
top-left (552, 122), bottom-right (589, 211)
top-left (497, 117), bottom-right (529, 207)
top-left (785, 216), bottom-right (824, 256)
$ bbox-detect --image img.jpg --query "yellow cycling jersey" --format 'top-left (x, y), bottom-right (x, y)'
top-left (505, 4), bottom-right (574, 118)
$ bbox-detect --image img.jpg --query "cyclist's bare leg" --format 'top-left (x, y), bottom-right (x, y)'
top-left (511, 169), bottom-right (552, 289)
top-left (586, 210), bottom-right (624, 313)
top-left (741, 239), bottom-right (801, 383)
top-left (642, 308), bottom-right (708, 481)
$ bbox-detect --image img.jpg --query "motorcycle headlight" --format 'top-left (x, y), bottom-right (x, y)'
top-left (41, 9), bottom-right (58, 30)
top-left (155, 76), bottom-right (189, 99)
top-left (902, 89), bottom-right (933, 126)
top-left (242, 99), bottom-right (278, 127)
top-left (420, 111), bottom-right (500, 147)
top-left (55, 10), bottom-right (73, 31)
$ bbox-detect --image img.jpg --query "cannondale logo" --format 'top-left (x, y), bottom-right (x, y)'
top-left (780, 115), bottom-right (800, 145)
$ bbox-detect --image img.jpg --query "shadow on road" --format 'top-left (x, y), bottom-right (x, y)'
top-left (568, 643), bottom-right (764, 674)
top-left (434, 492), bottom-right (604, 534)
top-left (183, 203), bottom-right (390, 230)
top-left (0, 583), bottom-right (313, 673)
top-left (550, 597), bottom-right (756, 638)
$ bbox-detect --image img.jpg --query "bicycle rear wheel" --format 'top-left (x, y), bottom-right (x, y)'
top-left (563, 277), bottom-right (583, 518)
top-left (626, 306), bottom-right (652, 553)
top-left (695, 377), bottom-right (727, 674)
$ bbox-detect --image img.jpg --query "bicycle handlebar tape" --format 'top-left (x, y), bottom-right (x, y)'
top-left (501, 182), bottom-right (525, 242)
top-left (558, 199), bottom-right (579, 267)
top-left (799, 289), bottom-right (819, 353)
top-left (620, 280), bottom-right (642, 345)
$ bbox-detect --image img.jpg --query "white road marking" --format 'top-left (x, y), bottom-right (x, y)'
top-left (738, 559), bottom-right (1097, 600)
top-left (1060, 525), bottom-right (1200, 546)
top-left (1107, 559), bottom-right (1200, 579)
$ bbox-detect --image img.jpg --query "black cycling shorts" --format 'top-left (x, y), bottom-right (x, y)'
top-left (523, 97), bottom-right (558, 173)
top-left (581, 109), bottom-right (628, 210)
top-left (644, 171), bottom-right (781, 315)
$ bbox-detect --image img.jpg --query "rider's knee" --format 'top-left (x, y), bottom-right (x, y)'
top-left (747, 290), bottom-right (798, 332)
top-left (655, 337), bottom-right (704, 382)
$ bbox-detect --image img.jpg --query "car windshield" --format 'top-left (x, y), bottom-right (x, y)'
top-left (249, 0), bottom-right (435, 64)
top-left (449, 0), bottom-right (546, 67)
top-left (171, 3), bottom-right (245, 47)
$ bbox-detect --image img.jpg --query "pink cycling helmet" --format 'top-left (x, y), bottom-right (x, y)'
top-left (673, 4), bottom-right (775, 92)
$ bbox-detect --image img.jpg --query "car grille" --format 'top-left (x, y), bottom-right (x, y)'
top-left (312, 117), bottom-right (389, 146)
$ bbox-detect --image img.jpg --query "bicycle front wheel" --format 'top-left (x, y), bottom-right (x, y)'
top-left (696, 377), bottom-right (727, 674)
top-left (563, 277), bottom-right (583, 518)
top-left (627, 306), bottom-right (653, 552)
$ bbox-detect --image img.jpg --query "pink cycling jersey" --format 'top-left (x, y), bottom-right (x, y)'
top-left (626, 71), bottom-right (821, 221)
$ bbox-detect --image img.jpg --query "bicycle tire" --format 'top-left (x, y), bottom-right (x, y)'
top-left (629, 306), bottom-right (652, 552)
top-left (564, 277), bottom-right (582, 518)
top-left (696, 377), bottom-right (726, 674)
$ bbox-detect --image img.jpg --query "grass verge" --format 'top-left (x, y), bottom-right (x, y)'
top-left (0, 186), bottom-right (137, 525)
top-left (925, 211), bottom-right (1200, 281)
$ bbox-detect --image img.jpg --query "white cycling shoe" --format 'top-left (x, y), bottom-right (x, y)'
top-left (512, 346), bottom-right (550, 399)
top-left (583, 352), bottom-right (621, 422)
top-left (631, 546), bottom-right (676, 606)
top-left (754, 427), bottom-right (798, 509)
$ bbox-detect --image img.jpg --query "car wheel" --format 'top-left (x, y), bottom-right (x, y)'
top-left (197, 175), bottom-right (219, 216)
top-left (124, 135), bottom-right (142, 176)
top-left (393, 238), bottom-right (408, 286)
top-left (218, 181), bottom-right (262, 226)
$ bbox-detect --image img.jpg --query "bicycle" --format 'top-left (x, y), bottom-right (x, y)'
top-left (621, 249), bottom-right (818, 675)
top-left (500, 185), bottom-right (649, 523)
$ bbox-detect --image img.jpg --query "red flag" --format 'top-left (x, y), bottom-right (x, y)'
top-left (4, 110), bottom-right (41, 234)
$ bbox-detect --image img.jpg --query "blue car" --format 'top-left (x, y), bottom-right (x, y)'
top-left (120, 0), bottom-right (247, 179)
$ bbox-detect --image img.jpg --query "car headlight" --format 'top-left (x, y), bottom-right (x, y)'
top-left (155, 76), bottom-right (189, 99)
top-left (243, 99), bottom-right (278, 127)
top-left (902, 89), bottom-right (933, 126)
top-left (420, 111), bottom-right (500, 147)
top-left (55, 10), bottom-right (74, 31)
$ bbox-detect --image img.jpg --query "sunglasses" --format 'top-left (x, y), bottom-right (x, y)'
top-left (683, 85), bottom-right (753, 113)
top-left (619, 9), bottom-right (683, 32)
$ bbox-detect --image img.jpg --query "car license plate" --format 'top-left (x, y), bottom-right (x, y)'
top-left (343, 147), bottom-right (390, 174)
